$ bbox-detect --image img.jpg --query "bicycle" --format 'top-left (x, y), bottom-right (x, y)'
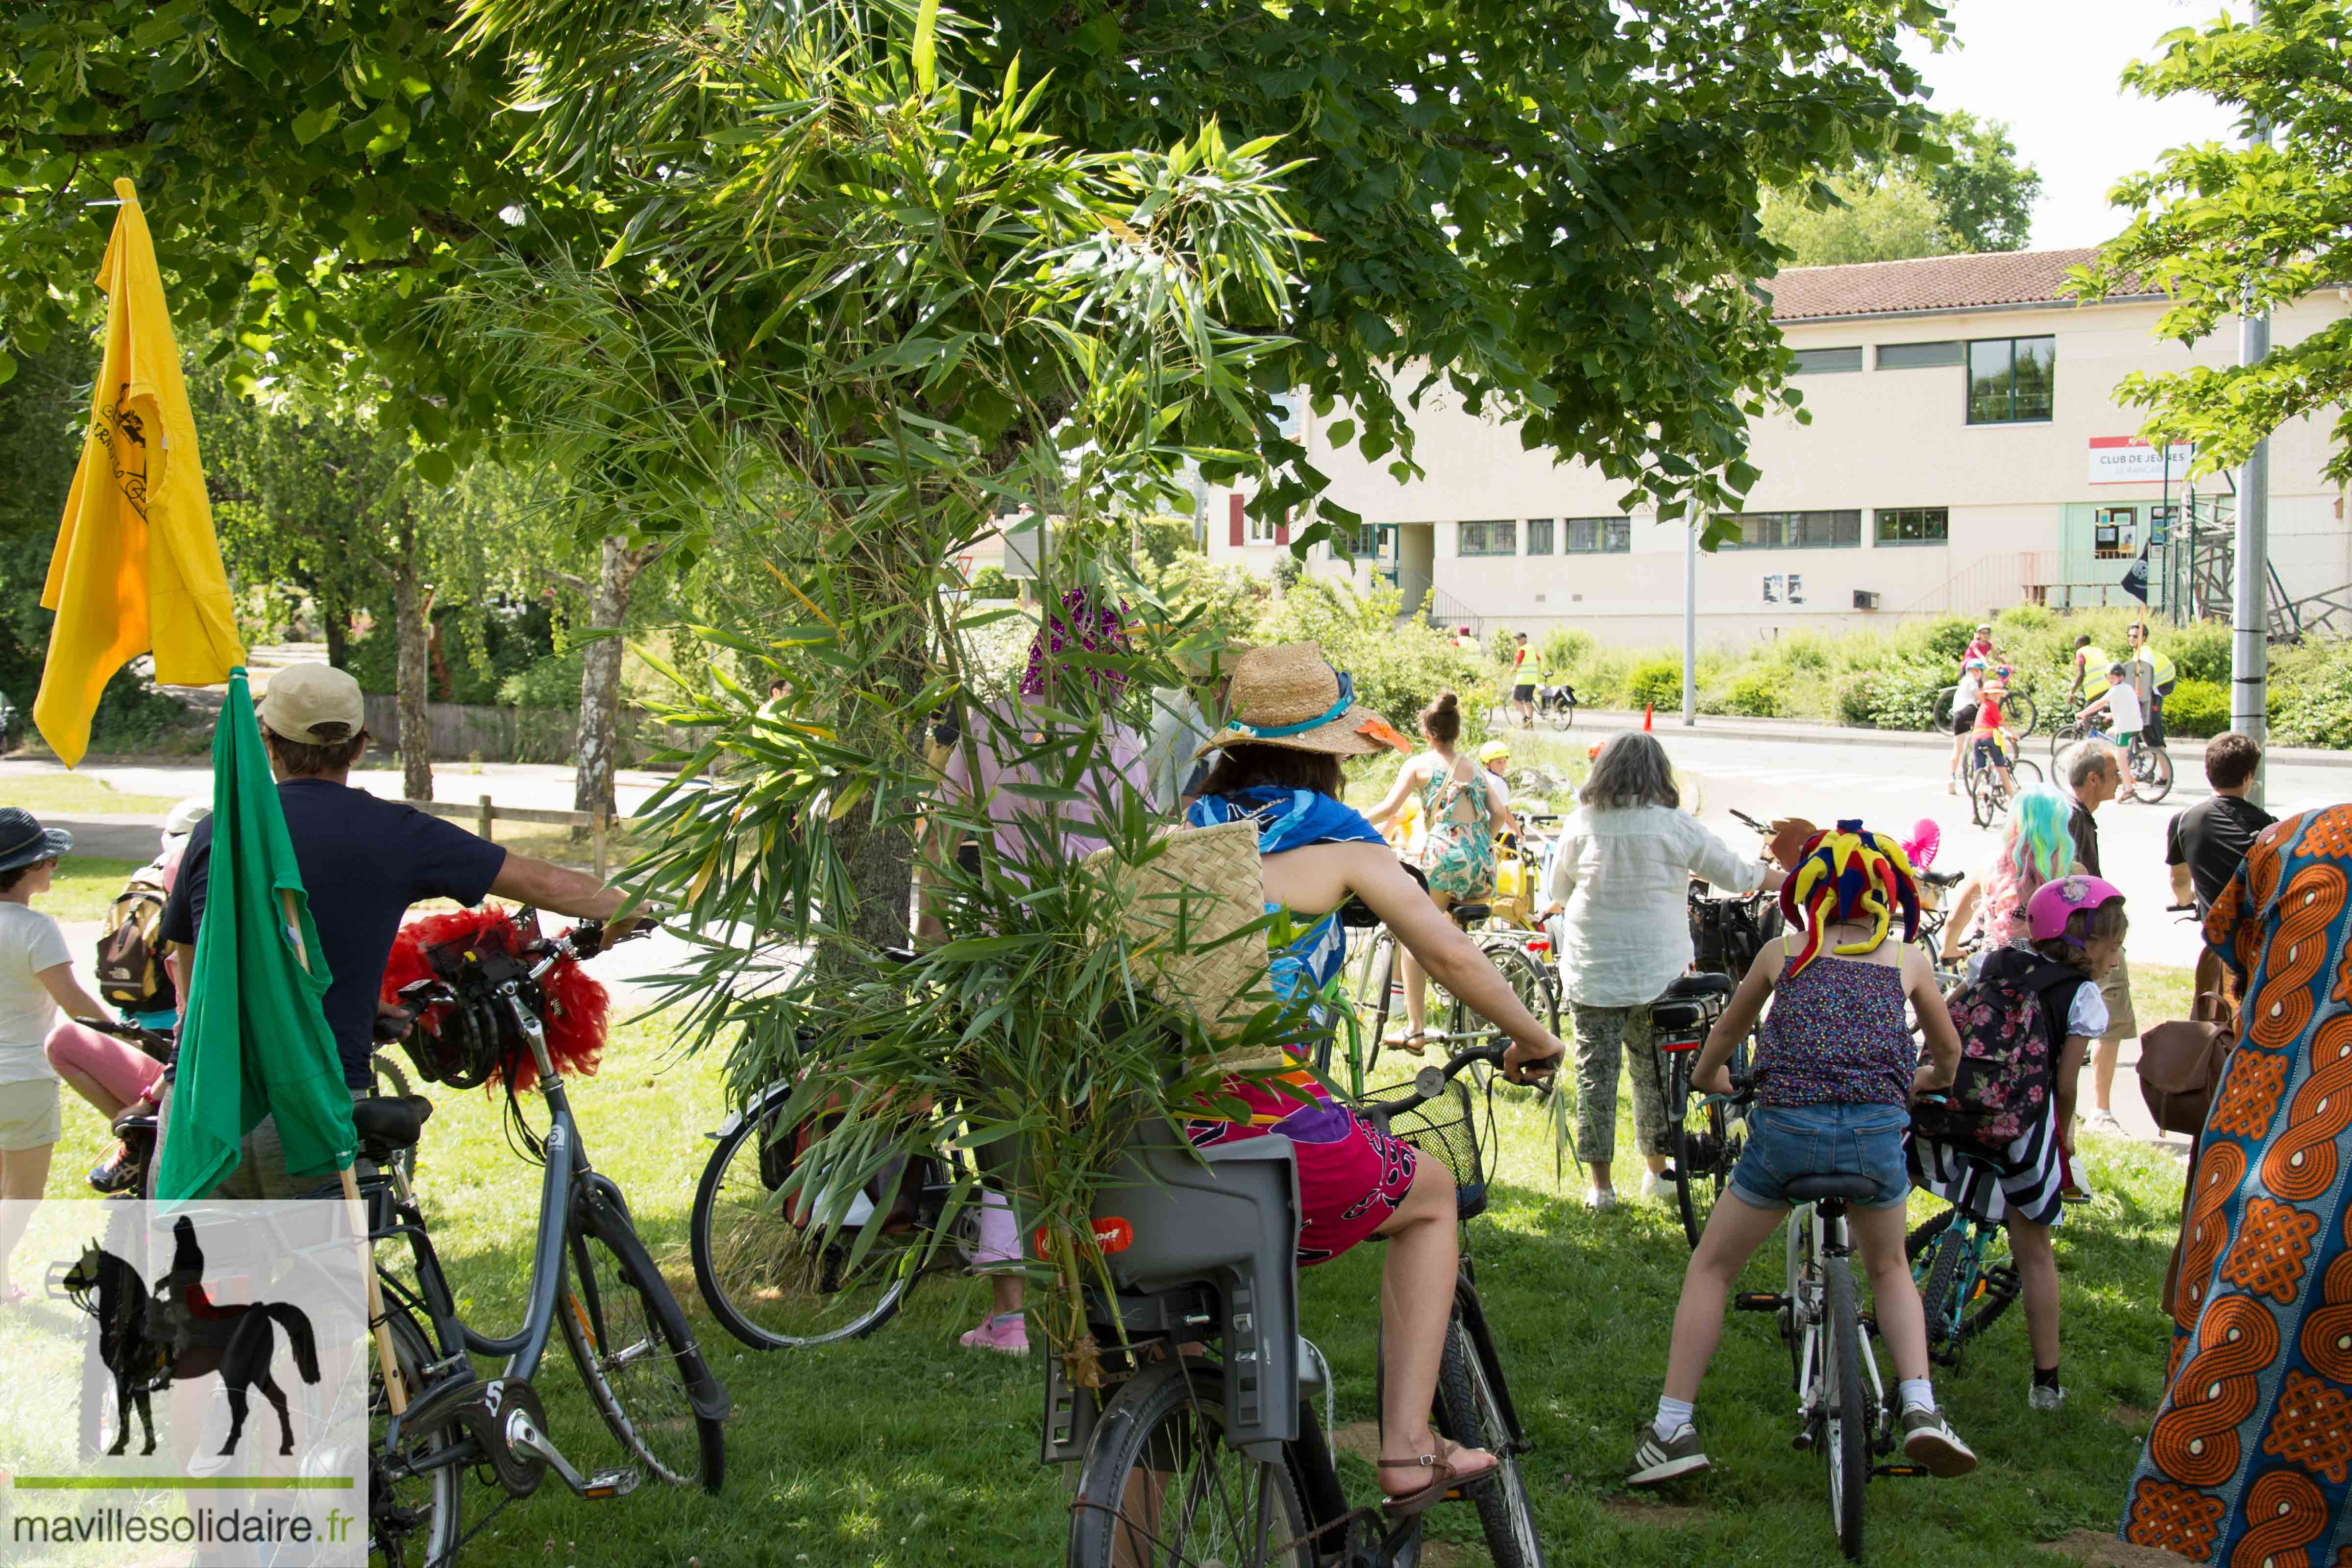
top-left (1533, 683), bottom-right (1579, 730)
top-left (1717, 1083), bottom-right (1944, 1561)
top-left (1346, 900), bottom-right (1558, 1086)
top-left (1934, 683), bottom-right (2036, 739)
top-left (1904, 1152), bottom-right (2019, 1375)
top-left (2048, 710), bottom-right (2172, 804)
top-left (1654, 971), bottom-right (1743, 1249)
top-left (1963, 739), bottom-right (2041, 828)
top-left (689, 1046), bottom-right (984, 1350)
top-left (361, 916), bottom-right (729, 1568)
top-left (1055, 1040), bottom-right (1549, 1568)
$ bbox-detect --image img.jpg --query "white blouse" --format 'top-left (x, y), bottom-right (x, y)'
top-left (1544, 804), bottom-right (1767, 1008)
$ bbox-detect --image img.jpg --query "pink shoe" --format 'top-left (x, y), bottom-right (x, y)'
top-left (959, 1312), bottom-right (1029, 1356)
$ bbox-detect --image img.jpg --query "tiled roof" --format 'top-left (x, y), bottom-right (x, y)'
top-left (1764, 248), bottom-right (2155, 322)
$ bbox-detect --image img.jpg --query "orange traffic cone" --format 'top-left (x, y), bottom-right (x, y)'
top-left (1643, 704), bottom-right (1654, 732)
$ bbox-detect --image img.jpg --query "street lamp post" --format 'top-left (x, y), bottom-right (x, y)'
top-left (2233, 85), bottom-right (2272, 807)
top-left (1682, 521), bottom-right (1697, 726)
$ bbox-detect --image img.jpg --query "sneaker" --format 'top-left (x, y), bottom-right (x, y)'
top-left (1946, 778), bottom-right (1958, 796)
top-left (1899, 1407), bottom-right (1979, 1477)
top-left (2082, 1109), bottom-right (2123, 1136)
top-left (1639, 1171), bottom-right (1671, 1203)
top-left (1629, 1421), bottom-right (1709, 1486)
top-left (959, 1312), bottom-right (1029, 1357)
top-left (1585, 1187), bottom-right (1619, 1212)
top-left (2028, 1381), bottom-right (2067, 1412)
top-left (87, 1141), bottom-right (139, 1195)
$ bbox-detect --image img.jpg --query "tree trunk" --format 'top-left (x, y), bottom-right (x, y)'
top-left (391, 517), bottom-right (434, 803)
top-left (572, 536), bottom-right (654, 820)
top-left (320, 581), bottom-right (351, 670)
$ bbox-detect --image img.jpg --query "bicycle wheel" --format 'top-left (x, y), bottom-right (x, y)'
top-left (1822, 1255), bottom-right (1868, 1561)
top-left (1352, 930), bottom-right (1399, 1079)
top-left (1912, 1214), bottom-right (1968, 1363)
top-left (1478, 937), bottom-right (1560, 1040)
top-left (369, 1302), bottom-right (462, 1568)
top-left (2133, 742), bottom-right (2175, 804)
top-left (1551, 698), bottom-right (1575, 731)
top-left (1930, 686), bottom-right (1957, 732)
top-left (1068, 1359), bottom-right (1313, 1568)
top-left (2013, 758), bottom-right (2043, 790)
top-left (1436, 1306), bottom-right (1547, 1568)
top-left (689, 1101), bottom-right (920, 1350)
top-left (1967, 767), bottom-right (1993, 829)
top-left (563, 1202), bottom-right (728, 1493)
top-left (2008, 691), bottom-right (2039, 739)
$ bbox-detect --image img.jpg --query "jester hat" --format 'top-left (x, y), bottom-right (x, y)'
top-left (1777, 817), bottom-right (1922, 977)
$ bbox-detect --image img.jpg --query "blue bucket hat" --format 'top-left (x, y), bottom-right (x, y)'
top-left (0, 808), bottom-right (73, 875)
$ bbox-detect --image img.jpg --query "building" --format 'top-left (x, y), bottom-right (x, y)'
top-left (1208, 249), bottom-right (2352, 645)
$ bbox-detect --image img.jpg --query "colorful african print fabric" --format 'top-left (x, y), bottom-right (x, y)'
top-left (2121, 806), bottom-right (2352, 1563)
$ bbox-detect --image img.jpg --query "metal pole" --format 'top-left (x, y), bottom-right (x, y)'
top-left (2234, 95), bottom-right (2273, 808)
top-left (1681, 521), bottom-right (1697, 726)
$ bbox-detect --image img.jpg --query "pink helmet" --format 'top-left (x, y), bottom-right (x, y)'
top-left (2026, 874), bottom-right (2124, 944)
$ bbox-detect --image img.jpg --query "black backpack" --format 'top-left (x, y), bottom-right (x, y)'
top-left (94, 860), bottom-right (174, 1014)
top-left (1913, 949), bottom-right (2082, 1148)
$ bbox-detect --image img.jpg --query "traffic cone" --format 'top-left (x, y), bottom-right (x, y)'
top-left (1643, 704), bottom-right (1654, 732)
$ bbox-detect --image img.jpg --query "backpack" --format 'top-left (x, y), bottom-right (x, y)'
top-left (1912, 951), bottom-right (2082, 1148)
top-left (94, 861), bottom-right (174, 1014)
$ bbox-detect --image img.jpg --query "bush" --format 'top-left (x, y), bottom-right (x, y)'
top-left (1540, 628), bottom-right (1594, 682)
top-left (1775, 629), bottom-right (1834, 673)
top-left (1915, 616), bottom-right (1975, 663)
top-left (2271, 642), bottom-right (2352, 749)
top-left (1716, 668), bottom-right (1784, 717)
top-left (2162, 678), bottom-right (2228, 740)
top-left (1626, 657), bottom-right (1684, 711)
top-left (969, 565), bottom-right (1019, 600)
top-left (2168, 621), bottom-right (2232, 684)
top-left (1841, 656), bottom-right (1947, 731)
top-left (1257, 577), bottom-right (1495, 739)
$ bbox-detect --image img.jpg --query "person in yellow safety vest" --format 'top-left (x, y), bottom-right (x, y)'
top-left (2067, 635), bottom-right (2112, 702)
top-left (1510, 633), bottom-right (1545, 729)
top-left (2124, 621), bottom-right (2177, 750)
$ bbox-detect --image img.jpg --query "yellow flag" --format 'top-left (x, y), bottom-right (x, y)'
top-left (35, 177), bottom-right (245, 766)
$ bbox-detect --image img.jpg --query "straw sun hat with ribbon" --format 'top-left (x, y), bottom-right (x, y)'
top-left (1193, 643), bottom-right (1414, 760)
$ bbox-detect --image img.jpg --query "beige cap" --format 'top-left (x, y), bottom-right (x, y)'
top-left (259, 663), bottom-right (367, 744)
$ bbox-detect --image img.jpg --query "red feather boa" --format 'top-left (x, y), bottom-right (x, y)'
top-left (379, 907), bottom-right (609, 1090)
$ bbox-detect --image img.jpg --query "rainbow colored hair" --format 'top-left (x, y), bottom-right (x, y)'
top-left (1777, 818), bottom-right (1922, 977)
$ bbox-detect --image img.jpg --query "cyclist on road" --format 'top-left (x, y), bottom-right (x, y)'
top-left (1967, 667), bottom-right (2020, 799)
top-left (1508, 632), bottom-right (1543, 728)
top-left (2077, 663), bottom-right (2145, 800)
top-left (1946, 657), bottom-right (1986, 795)
top-left (155, 663), bottom-right (645, 1199)
top-left (1186, 642), bottom-right (1566, 1512)
top-left (1629, 823), bottom-right (1973, 1487)
top-left (2065, 634), bottom-right (2112, 702)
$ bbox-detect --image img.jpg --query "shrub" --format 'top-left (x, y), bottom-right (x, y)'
top-left (2167, 621), bottom-right (2232, 684)
top-left (1258, 577), bottom-right (1494, 738)
top-left (969, 564), bottom-right (1019, 600)
top-left (1996, 603), bottom-right (2055, 635)
top-left (1717, 668), bottom-right (1784, 717)
top-left (2162, 678), bottom-right (2228, 740)
top-left (1627, 656), bottom-right (1684, 711)
top-left (1270, 553), bottom-right (1302, 591)
top-left (1541, 628), bottom-right (1595, 681)
top-left (1916, 616), bottom-right (1975, 663)
top-left (1841, 656), bottom-right (1947, 731)
top-left (2270, 642), bottom-right (2352, 749)
top-left (1775, 629), bottom-right (1834, 672)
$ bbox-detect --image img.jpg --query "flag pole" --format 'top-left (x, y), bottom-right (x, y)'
top-left (282, 887), bottom-right (408, 1414)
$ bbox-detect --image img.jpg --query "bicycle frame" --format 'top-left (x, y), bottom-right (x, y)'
top-left (1786, 1202), bottom-right (1888, 1434)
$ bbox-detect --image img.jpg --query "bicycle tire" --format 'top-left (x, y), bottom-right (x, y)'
top-left (1436, 1308), bottom-right (1546, 1568)
top-left (1355, 930), bottom-right (1399, 1080)
top-left (2009, 691), bottom-right (2039, 740)
top-left (1931, 686), bottom-right (1957, 733)
top-left (2049, 718), bottom-right (2086, 766)
top-left (1549, 699), bottom-right (1575, 731)
top-left (2014, 757), bottom-right (2043, 787)
top-left (2133, 742), bottom-right (2175, 804)
top-left (1479, 938), bottom-right (1560, 1041)
top-left (563, 1201), bottom-right (728, 1493)
top-left (1968, 768), bottom-right (1993, 829)
top-left (1067, 1359), bottom-right (1314, 1568)
top-left (369, 1301), bottom-right (463, 1568)
top-left (1916, 1223), bottom-right (1967, 1359)
top-left (1822, 1255), bottom-right (1868, 1561)
top-left (688, 1099), bottom-right (917, 1350)
top-left (1668, 1052), bottom-right (1706, 1250)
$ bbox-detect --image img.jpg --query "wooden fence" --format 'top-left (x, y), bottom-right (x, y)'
top-left (362, 696), bottom-right (668, 765)
top-left (404, 796), bottom-right (624, 879)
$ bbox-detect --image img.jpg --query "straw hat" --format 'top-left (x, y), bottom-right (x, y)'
top-left (1193, 643), bottom-right (1413, 760)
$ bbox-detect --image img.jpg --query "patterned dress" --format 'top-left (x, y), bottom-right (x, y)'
top-left (2122, 806), bottom-right (2352, 1563)
top-left (1182, 786), bottom-right (1422, 1267)
top-left (1414, 762), bottom-right (1496, 901)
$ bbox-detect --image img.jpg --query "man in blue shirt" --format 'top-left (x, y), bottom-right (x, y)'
top-left (157, 664), bottom-right (642, 1197)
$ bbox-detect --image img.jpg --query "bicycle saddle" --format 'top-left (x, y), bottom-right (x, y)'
top-left (1662, 972), bottom-right (1734, 1000)
top-left (353, 1094), bottom-right (435, 1152)
top-left (1782, 1172), bottom-right (1879, 1203)
top-left (1919, 868), bottom-right (1964, 890)
top-left (1449, 903), bottom-right (1492, 925)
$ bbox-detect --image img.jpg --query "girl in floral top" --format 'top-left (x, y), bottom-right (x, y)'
top-left (1631, 823), bottom-right (1974, 1489)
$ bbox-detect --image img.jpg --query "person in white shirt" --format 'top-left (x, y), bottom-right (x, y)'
top-left (2079, 663), bottom-right (2147, 801)
top-left (0, 808), bottom-right (113, 1301)
top-left (1947, 658), bottom-right (1986, 796)
top-left (1543, 734), bottom-right (1786, 1209)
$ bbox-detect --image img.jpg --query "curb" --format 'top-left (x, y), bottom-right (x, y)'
top-left (1559, 710), bottom-right (2352, 770)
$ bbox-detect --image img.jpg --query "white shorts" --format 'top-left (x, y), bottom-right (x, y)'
top-left (0, 1077), bottom-right (62, 1151)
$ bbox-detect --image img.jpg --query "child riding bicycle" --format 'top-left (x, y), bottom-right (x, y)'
top-left (2075, 663), bottom-right (2146, 801)
top-left (1630, 823), bottom-right (1976, 1487)
top-left (1966, 668), bottom-right (2020, 797)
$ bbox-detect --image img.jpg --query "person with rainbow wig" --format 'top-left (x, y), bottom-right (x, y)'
top-left (1631, 821), bottom-right (1974, 1489)
top-left (1939, 784), bottom-right (2080, 963)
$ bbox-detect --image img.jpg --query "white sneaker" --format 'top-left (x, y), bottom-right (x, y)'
top-left (2029, 1381), bottom-right (2066, 1411)
top-left (1585, 1187), bottom-right (1619, 1212)
top-left (1640, 1171), bottom-right (1670, 1203)
top-left (2083, 1109), bottom-right (2123, 1136)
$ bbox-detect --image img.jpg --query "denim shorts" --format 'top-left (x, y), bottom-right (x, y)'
top-left (1728, 1102), bottom-right (1911, 1211)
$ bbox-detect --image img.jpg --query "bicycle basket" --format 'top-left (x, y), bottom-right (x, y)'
top-left (1690, 894), bottom-right (1783, 977)
top-left (1359, 1078), bottom-right (1487, 1221)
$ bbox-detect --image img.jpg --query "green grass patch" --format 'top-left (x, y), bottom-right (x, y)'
top-left (31, 858), bottom-right (145, 924)
top-left (4, 775), bottom-right (183, 815)
top-left (21, 972), bottom-right (2186, 1565)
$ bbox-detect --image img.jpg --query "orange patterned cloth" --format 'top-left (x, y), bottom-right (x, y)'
top-left (2125, 807), bottom-right (2352, 1561)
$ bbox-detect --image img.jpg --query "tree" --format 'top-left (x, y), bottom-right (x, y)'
top-left (1763, 108), bottom-right (2041, 266)
top-left (1926, 110), bottom-right (2041, 253)
top-left (1763, 170), bottom-right (1956, 267)
top-left (2074, 0), bottom-right (2352, 485)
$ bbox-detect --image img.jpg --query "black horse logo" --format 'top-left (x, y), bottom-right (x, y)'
top-left (60, 1217), bottom-right (322, 1457)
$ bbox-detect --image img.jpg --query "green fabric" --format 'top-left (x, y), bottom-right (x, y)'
top-left (154, 668), bottom-right (354, 1202)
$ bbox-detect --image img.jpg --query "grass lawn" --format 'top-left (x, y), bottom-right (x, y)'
top-left (4, 775), bottom-right (183, 815)
top-left (38, 856), bottom-right (146, 923)
top-left (21, 966), bottom-right (2193, 1567)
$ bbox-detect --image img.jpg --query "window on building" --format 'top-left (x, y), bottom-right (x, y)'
top-left (1790, 346), bottom-right (1864, 375)
top-left (1459, 520), bottom-right (1517, 556)
top-left (1352, 523), bottom-right (1382, 556)
top-left (1247, 509), bottom-right (1279, 544)
top-left (1525, 518), bottom-right (1555, 556)
top-left (1718, 510), bottom-right (1863, 550)
top-left (1565, 516), bottom-right (1632, 554)
top-left (1876, 340), bottom-right (1963, 370)
top-left (1875, 507), bottom-right (1949, 545)
top-left (1967, 336), bottom-right (2056, 424)
top-left (2094, 506), bottom-right (2137, 560)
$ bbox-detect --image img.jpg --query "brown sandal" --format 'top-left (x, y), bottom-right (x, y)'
top-left (1385, 1029), bottom-right (1431, 1057)
top-left (1377, 1438), bottom-right (1499, 1516)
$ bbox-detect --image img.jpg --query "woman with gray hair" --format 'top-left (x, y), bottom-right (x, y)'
top-left (1543, 732), bottom-right (1785, 1209)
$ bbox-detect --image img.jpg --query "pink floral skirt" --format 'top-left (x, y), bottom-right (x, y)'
top-left (1186, 1076), bottom-right (1418, 1267)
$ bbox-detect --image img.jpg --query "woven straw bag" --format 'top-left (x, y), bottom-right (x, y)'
top-left (1083, 818), bottom-right (1272, 1050)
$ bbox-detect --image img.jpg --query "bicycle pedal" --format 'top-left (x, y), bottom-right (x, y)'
top-left (1734, 1292), bottom-right (1786, 1312)
top-left (1790, 1430), bottom-right (1815, 1451)
top-left (1874, 1464), bottom-right (1928, 1479)
top-left (582, 1468), bottom-right (640, 1500)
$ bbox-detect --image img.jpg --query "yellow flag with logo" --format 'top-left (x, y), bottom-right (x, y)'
top-left (35, 178), bottom-right (244, 766)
